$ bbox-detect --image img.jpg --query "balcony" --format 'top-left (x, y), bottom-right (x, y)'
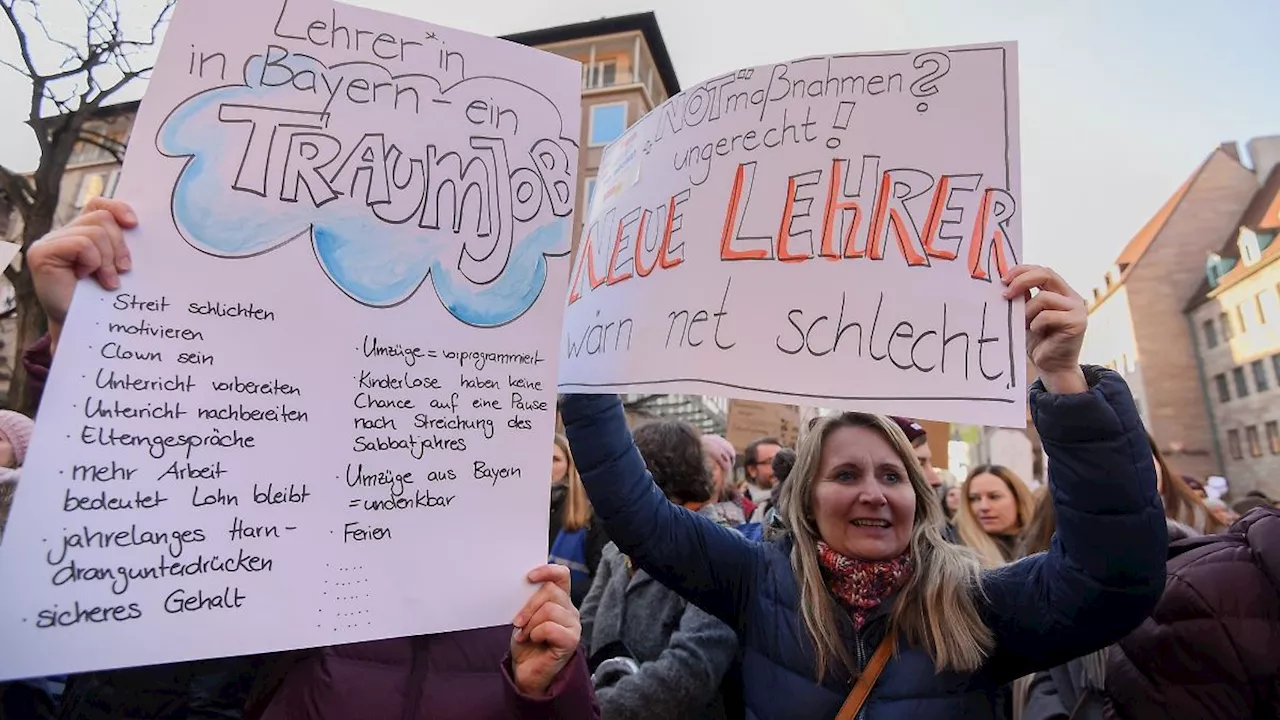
top-left (535, 32), bottom-right (669, 106)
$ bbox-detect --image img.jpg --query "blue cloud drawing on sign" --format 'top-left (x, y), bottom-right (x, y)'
top-left (156, 47), bottom-right (577, 327)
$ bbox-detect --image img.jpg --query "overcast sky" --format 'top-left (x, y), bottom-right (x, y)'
top-left (2, 0), bottom-right (1277, 292)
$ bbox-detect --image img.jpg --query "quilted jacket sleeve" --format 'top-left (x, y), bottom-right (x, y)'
top-left (560, 394), bottom-right (763, 631)
top-left (981, 366), bottom-right (1167, 684)
top-left (1104, 509), bottom-right (1280, 720)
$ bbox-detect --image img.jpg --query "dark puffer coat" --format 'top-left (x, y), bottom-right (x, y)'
top-left (1104, 507), bottom-right (1280, 719)
top-left (562, 367), bottom-right (1168, 719)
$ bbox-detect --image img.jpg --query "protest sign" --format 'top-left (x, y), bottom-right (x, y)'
top-left (0, 0), bottom-right (578, 680)
top-left (725, 400), bottom-right (800, 452)
top-left (559, 44), bottom-right (1026, 427)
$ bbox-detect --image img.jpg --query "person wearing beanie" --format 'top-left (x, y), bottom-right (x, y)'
top-left (0, 409), bottom-right (35, 541)
top-left (889, 416), bottom-right (942, 490)
top-left (699, 434), bottom-right (747, 527)
top-left (0, 409), bottom-right (34, 469)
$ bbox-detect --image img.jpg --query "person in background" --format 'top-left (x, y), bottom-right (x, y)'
top-left (699, 434), bottom-right (748, 527)
top-left (1181, 475), bottom-right (1208, 499)
top-left (1016, 492), bottom-right (1201, 720)
top-left (550, 434), bottom-right (608, 606)
top-left (1202, 497), bottom-right (1236, 527)
top-left (955, 464), bottom-right (1037, 568)
top-left (561, 264), bottom-right (1168, 718)
top-left (1150, 437), bottom-right (1224, 534)
top-left (759, 447), bottom-right (797, 536)
top-left (944, 484), bottom-right (963, 520)
top-left (579, 420), bottom-right (738, 720)
top-left (1103, 506), bottom-right (1280, 719)
top-left (0, 409), bottom-right (35, 541)
top-left (890, 417), bottom-right (942, 491)
top-left (742, 437), bottom-right (781, 507)
top-left (252, 564), bottom-right (600, 720)
top-left (1234, 493), bottom-right (1276, 516)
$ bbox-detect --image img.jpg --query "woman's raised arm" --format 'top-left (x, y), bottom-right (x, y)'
top-left (560, 393), bottom-right (762, 629)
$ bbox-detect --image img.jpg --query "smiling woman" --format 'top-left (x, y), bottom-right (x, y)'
top-left (561, 264), bottom-right (1170, 718)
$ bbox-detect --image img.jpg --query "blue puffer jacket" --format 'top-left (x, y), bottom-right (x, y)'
top-left (561, 368), bottom-right (1167, 719)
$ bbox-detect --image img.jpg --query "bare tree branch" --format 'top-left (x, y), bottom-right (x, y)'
top-left (0, 0), bottom-right (39, 79)
top-left (0, 165), bottom-right (35, 214)
top-left (76, 129), bottom-right (125, 164)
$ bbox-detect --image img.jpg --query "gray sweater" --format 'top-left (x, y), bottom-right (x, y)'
top-left (580, 540), bottom-right (738, 720)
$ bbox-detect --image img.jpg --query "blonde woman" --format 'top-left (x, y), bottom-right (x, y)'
top-left (955, 464), bottom-right (1037, 567)
top-left (561, 266), bottom-right (1167, 717)
top-left (550, 434), bottom-right (608, 606)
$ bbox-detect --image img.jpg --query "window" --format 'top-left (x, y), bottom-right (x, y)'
top-left (1233, 367), bottom-right (1250, 397)
top-left (1273, 354), bottom-right (1280, 388)
top-left (1268, 421), bottom-right (1280, 455)
top-left (1257, 291), bottom-right (1272, 325)
top-left (1253, 359), bottom-right (1270, 391)
top-left (1239, 228), bottom-right (1262, 266)
top-left (1220, 312), bottom-right (1234, 340)
top-left (588, 102), bottom-right (628, 147)
top-left (1237, 304), bottom-right (1249, 333)
top-left (73, 170), bottom-right (120, 209)
top-left (1247, 426), bottom-right (1263, 458)
top-left (1215, 373), bottom-right (1230, 403)
top-left (1228, 429), bottom-right (1243, 460)
top-left (586, 60), bottom-right (617, 88)
top-left (1202, 319), bottom-right (1218, 348)
top-left (582, 177), bottom-right (597, 218)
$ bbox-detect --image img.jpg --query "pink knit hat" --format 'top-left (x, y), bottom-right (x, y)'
top-left (0, 410), bottom-right (34, 467)
top-left (700, 434), bottom-right (736, 477)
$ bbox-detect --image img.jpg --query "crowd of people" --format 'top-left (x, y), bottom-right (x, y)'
top-left (0, 199), bottom-right (1278, 719)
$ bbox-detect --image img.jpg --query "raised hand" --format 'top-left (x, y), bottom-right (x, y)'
top-left (1002, 264), bottom-right (1088, 395)
top-left (27, 197), bottom-right (136, 353)
top-left (510, 564), bottom-right (581, 697)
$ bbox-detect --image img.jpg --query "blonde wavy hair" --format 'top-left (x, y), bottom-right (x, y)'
top-left (553, 434), bottom-right (592, 531)
top-left (955, 465), bottom-right (1036, 568)
top-left (780, 412), bottom-right (993, 680)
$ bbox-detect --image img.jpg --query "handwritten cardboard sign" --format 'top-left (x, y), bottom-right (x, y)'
top-left (725, 400), bottom-right (800, 452)
top-left (559, 44), bottom-right (1025, 428)
top-left (0, 0), bottom-right (578, 680)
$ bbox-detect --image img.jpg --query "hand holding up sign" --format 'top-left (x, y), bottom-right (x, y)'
top-left (510, 564), bottom-right (581, 697)
top-left (1003, 264), bottom-right (1088, 395)
top-left (27, 198), bottom-right (136, 354)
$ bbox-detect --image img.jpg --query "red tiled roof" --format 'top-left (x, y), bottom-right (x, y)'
top-left (1089, 150), bottom-right (1223, 310)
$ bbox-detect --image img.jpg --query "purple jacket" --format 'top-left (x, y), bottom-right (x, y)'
top-left (1105, 507), bottom-right (1280, 719)
top-left (254, 626), bottom-right (599, 720)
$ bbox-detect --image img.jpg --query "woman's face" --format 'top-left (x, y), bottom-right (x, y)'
top-left (811, 425), bottom-right (916, 562)
top-left (945, 486), bottom-right (962, 513)
top-left (1153, 454), bottom-right (1163, 493)
top-left (551, 444), bottom-right (568, 485)
top-left (968, 473), bottom-right (1019, 536)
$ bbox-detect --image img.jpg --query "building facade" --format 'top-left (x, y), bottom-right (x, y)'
top-left (1185, 151), bottom-right (1280, 499)
top-left (1081, 142), bottom-right (1262, 480)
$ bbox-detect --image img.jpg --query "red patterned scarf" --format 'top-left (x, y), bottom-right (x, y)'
top-left (816, 541), bottom-right (912, 630)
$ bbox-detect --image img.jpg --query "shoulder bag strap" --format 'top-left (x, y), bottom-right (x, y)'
top-left (835, 635), bottom-right (894, 720)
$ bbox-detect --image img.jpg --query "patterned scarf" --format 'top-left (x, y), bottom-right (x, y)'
top-left (816, 540), bottom-right (912, 630)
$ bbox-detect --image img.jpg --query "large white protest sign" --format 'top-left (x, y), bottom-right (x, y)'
top-left (560, 45), bottom-right (1026, 427)
top-left (0, 0), bottom-right (578, 680)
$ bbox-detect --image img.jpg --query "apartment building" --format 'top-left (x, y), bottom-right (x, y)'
top-left (1081, 142), bottom-right (1261, 480)
top-left (1186, 158), bottom-right (1280, 498)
